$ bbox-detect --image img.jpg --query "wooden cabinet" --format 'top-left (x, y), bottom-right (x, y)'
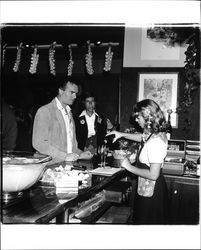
top-left (165, 175), bottom-right (199, 225)
top-left (86, 174), bottom-right (199, 225)
top-left (87, 174), bottom-right (199, 225)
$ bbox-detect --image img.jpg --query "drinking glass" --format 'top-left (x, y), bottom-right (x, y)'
top-left (98, 145), bottom-right (107, 168)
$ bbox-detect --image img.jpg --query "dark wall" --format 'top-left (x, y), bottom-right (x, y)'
top-left (1, 25), bottom-right (124, 151)
top-left (2, 72), bottom-right (120, 151)
top-left (120, 67), bottom-right (200, 140)
top-left (72, 74), bottom-right (120, 124)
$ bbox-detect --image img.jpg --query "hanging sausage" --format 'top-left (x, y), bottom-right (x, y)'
top-left (103, 43), bottom-right (113, 72)
top-left (13, 42), bottom-right (23, 72)
top-left (85, 40), bottom-right (94, 75)
top-left (67, 44), bottom-right (74, 76)
top-left (49, 41), bottom-right (56, 76)
top-left (29, 44), bottom-right (39, 74)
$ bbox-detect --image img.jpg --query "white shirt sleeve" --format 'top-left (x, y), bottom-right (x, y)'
top-left (139, 137), bottom-right (167, 165)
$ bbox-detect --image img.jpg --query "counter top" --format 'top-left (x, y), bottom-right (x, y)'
top-left (2, 158), bottom-right (199, 224)
top-left (164, 174), bottom-right (199, 185)
top-left (2, 159), bottom-right (127, 224)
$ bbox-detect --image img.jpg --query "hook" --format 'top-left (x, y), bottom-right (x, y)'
top-left (3, 43), bottom-right (7, 50)
top-left (86, 40), bottom-right (91, 48)
top-left (50, 41), bottom-right (57, 50)
top-left (17, 42), bottom-right (23, 50)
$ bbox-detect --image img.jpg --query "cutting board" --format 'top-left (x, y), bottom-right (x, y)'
top-left (89, 167), bottom-right (122, 176)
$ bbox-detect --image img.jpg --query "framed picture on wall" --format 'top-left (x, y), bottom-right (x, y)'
top-left (138, 72), bottom-right (178, 127)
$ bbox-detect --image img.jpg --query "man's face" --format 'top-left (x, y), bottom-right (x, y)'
top-left (59, 82), bottom-right (79, 106)
top-left (85, 97), bottom-right (96, 112)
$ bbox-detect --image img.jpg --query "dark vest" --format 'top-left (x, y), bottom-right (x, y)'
top-left (74, 113), bottom-right (107, 151)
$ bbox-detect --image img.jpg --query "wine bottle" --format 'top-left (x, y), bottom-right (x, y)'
top-left (167, 110), bottom-right (173, 140)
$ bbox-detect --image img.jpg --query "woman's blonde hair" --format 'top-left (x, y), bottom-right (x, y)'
top-left (132, 99), bottom-right (170, 133)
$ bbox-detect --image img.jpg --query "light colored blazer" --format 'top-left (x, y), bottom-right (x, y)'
top-left (32, 99), bottom-right (81, 163)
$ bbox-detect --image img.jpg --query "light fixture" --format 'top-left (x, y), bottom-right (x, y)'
top-left (96, 41), bottom-right (102, 46)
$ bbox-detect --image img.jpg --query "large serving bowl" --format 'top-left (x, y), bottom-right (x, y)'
top-left (2, 151), bottom-right (52, 193)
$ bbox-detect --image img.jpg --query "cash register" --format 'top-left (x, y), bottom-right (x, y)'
top-left (163, 139), bottom-right (186, 175)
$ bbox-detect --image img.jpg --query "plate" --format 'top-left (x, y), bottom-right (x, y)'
top-left (39, 165), bottom-right (91, 188)
top-left (3, 151), bottom-right (52, 165)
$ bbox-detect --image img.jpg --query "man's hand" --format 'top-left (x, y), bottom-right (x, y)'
top-left (79, 151), bottom-right (93, 160)
top-left (65, 153), bottom-right (79, 162)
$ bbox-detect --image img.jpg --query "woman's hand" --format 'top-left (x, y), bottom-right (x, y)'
top-left (121, 157), bottom-right (133, 172)
top-left (106, 130), bottom-right (122, 143)
top-left (129, 152), bottom-right (137, 164)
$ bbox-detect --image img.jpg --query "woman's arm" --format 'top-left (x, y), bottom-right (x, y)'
top-left (121, 158), bottom-right (161, 181)
top-left (106, 130), bottom-right (142, 143)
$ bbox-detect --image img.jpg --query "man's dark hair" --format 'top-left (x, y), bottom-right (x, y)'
top-left (82, 91), bottom-right (97, 102)
top-left (58, 76), bottom-right (79, 91)
top-left (55, 76), bottom-right (82, 96)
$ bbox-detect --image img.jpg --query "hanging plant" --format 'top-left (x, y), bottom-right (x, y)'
top-left (147, 26), bottom-right (200, 134)
top-left (67, 44), bottom-right (74, 76)
top-left (49, 41), bottom-right (56, 76)
top-left (29, 44), bottom-right (39, 74)
top-left (148, 26), bottom-right (200, 109)
top-left (85, 40), bottom-right (94, 75)
top-left (177, 35), bottom-right (200, 113)
top-left (13, 42), bottom-right (23, 72)
top-left (103, 43), bottom-right (114, 72)
top-left (147, 26), bottom-right (197, 47)
top-left (176, 32), bottom-right (200, 133)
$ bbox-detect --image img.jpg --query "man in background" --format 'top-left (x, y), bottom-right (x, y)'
top-left (75, 91), bottom-right (113, 154)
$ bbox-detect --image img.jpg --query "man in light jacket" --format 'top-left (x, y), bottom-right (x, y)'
top-left (32, 77), bottom-right (92, 163)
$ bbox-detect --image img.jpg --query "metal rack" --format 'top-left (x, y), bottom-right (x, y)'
top-left (3, 42), bottom-right (120, 50)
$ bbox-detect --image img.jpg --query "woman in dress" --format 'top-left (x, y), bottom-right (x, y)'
top-left (107, 99), bottom-right (170, 224)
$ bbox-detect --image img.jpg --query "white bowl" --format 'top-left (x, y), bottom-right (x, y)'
top-left (3, 151), bottom-right (52, 193)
